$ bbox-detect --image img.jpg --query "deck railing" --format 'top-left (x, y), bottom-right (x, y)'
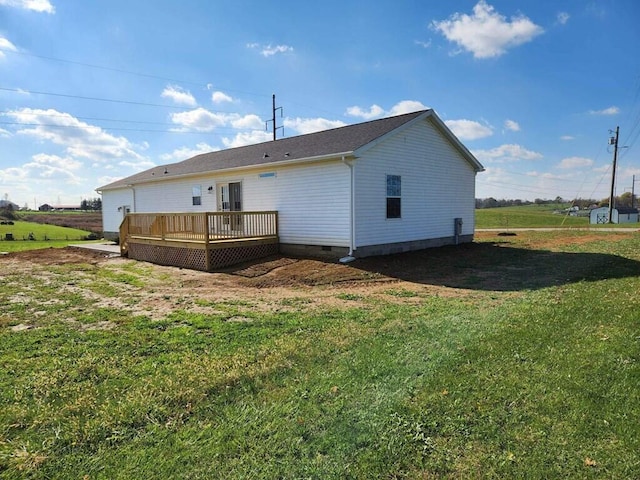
top-left (120, 211), bottom-right (278, 253)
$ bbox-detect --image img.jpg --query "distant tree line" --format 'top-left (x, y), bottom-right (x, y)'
top-left (0, 206), bottom-right (18, 221)
top-left (476, 194), bottom-right (637, 209)
top-left (80, 198), bottom-right (102, 211)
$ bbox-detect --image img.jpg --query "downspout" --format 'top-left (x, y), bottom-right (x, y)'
top-left (127, 185), bottom-right (136, 212)
top-left (340, 156), bottom-right (356, 263)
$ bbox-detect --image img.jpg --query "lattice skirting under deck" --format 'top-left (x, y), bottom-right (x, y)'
top-left (128, 242), bottom-right (278, 271)
top-left (209, 243), bottom-right (278, 269)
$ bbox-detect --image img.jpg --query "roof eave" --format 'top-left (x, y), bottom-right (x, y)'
top-left (97, 150), bottom-right (356, 191)
top-left (352, 110), bottom-right (484, 173)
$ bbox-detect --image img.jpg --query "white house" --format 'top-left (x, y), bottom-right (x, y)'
top-left (97, 109), bottom-right (484, 262)
top-left (590, 206), bottom-right (639, 224)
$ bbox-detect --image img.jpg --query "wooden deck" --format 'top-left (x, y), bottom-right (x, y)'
top-left (119, 211), bottom-right (279, 271)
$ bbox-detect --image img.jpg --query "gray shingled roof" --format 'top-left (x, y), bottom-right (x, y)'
top-left (98, 109), bottom-right (481, 191)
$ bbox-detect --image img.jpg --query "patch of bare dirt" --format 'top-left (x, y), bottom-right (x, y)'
top-left (2, 247), bottom-right (111, 265)
top-left (3, 231), bottom-right (638, 327)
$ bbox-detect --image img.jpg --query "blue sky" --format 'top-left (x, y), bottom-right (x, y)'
top-left (1, 0), bottom-right (639, 208)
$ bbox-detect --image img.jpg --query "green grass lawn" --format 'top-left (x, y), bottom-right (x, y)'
top-left (476, 204), bottom-right (592, 228)
top-left (1, 232), bottom-right (639, 478)
top-left (0, 221), bottom-right (95, 252)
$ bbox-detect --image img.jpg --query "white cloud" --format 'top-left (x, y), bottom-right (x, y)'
top-left (388, 100), bottom-right (429, 116)
top-left (558, 156), bottom-right (593, 169)
top-left (473, 143), bottom-right (543, 163)
top-left (97, 175), bottom-right (124, 187)
top-left (247, 43), bottom-right (294, 57)
top-left (211, 91), bottom-right (233, 104)
top-left (117, 159), bottom-right (155, 171)
top-left (169, 109), bottom-right (264, 133)
top-left (161, 85), bottom-right (197, 107)
top-left (432, 0), bottom-right (544, 58)
top-left (445, 119), bottom-right (493, 140)
top-left (0, 36), bottom-right (17, 59)
top-left (539, 172), bottom-right (573, 181)
top-left (170, 107), bottom-right (228, 132)
top-left (0, 153), bottom-right (82, 186)
top-left (0, 0), bottom-right (54, 13)
top-left (230, 114), bottom-right (263, 130)
top-left (504, 119), bottom-right (520, 132)
top-left (593, 164), bottom-right (611, 173)
top-left (560, 135), bottom-right (575, 141)
top-left (0, 128), bottom-right (11, 137)
top-left (160, 142), bottom-right (218, 162)
top-left (414, 39), bottom-right (432, 49)
top-left (222, 130), bottom-right (272, 149)
top-left (284, 117), bottom-right (346, 135)
top-left (346, 100), bottom-right (429, 121)
top-left (589, 106), bottom-right (619, 115)
top-left (346, 104), bottom-right (385, 120)
top-left (31, 153), bottom-right (82, 171)
top-left (557, 12), bottom-right (570, 25)
top-left (5, 108), bottom-right (146, 163)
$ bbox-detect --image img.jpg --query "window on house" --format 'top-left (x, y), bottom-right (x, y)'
top-left (386, 175), bottom-right (401, 219)
top-left (192, 185), bottom-right (202, 206)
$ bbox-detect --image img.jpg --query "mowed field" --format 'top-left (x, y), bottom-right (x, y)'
top-left (475, 204), bottom-right (591, 228)
top-left (1, 229), bottom-right (638, 478)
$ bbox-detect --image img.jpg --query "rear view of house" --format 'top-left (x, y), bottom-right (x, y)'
top-left (97, 109), bottom-right (484, 269)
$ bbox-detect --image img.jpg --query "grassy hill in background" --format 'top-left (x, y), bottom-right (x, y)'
top-left (0, 220), bottom-right (96, 252)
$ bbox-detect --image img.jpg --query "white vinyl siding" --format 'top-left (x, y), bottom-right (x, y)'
top-left (244, 161), bottom-right (351, 246)
top-left (101, 188), bottom-right (134, 234)
top-left (354, 117), bottom-right (476, 248)
top-left (103, 159), bottom-right (351, 247)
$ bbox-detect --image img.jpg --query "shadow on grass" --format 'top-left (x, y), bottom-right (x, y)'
top-left (350, 241), bottom-right (640, 291)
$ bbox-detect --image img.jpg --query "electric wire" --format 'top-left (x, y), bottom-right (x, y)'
top-left (0, 121), bottom-right (236, 134)
top-left (0, 86), bottom-right (242, 112)
top-left (0, 47), bottom-right (272, 99)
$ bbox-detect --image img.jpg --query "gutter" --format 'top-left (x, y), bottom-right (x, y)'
top-left (339, 155), bottom-right (356, 263)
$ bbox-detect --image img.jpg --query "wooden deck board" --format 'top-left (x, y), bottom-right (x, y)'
top-left (128, 235), bottom-right (278, 250)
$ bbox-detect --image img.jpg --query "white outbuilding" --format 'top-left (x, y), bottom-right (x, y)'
top-left (590, 206), bottom-right (639, 224)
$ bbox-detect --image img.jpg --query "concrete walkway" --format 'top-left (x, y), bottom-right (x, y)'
top-left (69, 242), bottom-right (121, 255)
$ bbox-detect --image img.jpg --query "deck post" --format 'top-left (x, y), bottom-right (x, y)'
top-left (204, 212), bottom-right (211, 271)
top-left (274, 211), bottom-right (279, 237)
top-left (160, 214), bottom-right (165, 240)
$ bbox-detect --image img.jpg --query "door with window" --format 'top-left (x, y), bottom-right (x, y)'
top-left (217, 182), bottom-right (242, 231)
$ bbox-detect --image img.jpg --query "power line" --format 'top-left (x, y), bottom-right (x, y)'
top-left (0, 86), bottom-right (225, 111)
top-left (0, 47), bottom-right (272, 99)
top-left (0, 110), bottom-right (174, 126)
top-left (0, 121), bottom-right (248, 135)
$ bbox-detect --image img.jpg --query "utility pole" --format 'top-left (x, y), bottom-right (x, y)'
top-left (265, 94), bottom-right (283, 141)
top-left (632, 174), bottom-right (636, 209)
top-left (608, 126), bottom-right (620, 224)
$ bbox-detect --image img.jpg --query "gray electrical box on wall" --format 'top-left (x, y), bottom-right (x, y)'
top-left (454, 218), bottom-right (463, 244)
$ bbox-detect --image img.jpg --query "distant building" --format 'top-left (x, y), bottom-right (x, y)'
top-left (52, 204), bottom-right (81, 211)
top-left (39, 204), bottom-right (53, 211)
top-left (589, 206), bottom-right (639, 224)
top-left (0, 200), bottom-right (19, 210)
